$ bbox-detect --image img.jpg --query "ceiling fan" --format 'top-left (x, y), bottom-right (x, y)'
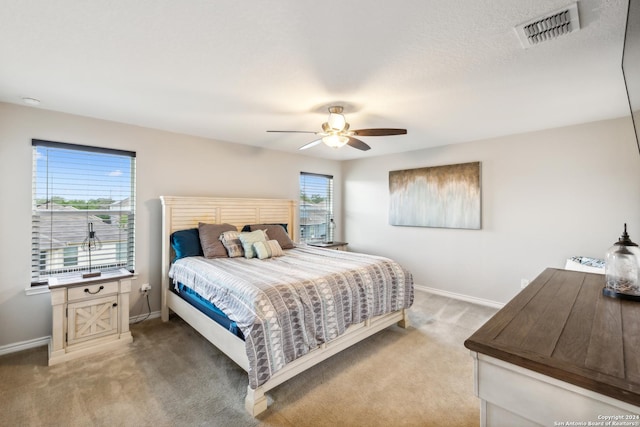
top-left (267, 106), bottom-right (407, 151)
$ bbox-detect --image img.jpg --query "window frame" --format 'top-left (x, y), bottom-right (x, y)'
top-left (299, 172), bottom-right (334, 244)
top-left (31, 139), bottom-right (136, 286)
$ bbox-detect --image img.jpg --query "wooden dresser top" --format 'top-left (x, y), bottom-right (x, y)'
top-left (464, 268), bottom-right (640, 407)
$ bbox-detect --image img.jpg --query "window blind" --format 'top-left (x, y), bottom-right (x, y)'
top-left (299, 172), bottom-right (334, 243)
top-left (31, 140), bottom-right (136, 285)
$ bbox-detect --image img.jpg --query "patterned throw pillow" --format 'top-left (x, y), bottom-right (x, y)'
top-left (219, 230), bottom-right (244, 258)
top-left (237, 229), bottom-right (268, 259)
top-left (253, 240), bottom-right (284, 260)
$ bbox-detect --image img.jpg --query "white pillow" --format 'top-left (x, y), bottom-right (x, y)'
top-left (253, 240), bottom-right (284, 259)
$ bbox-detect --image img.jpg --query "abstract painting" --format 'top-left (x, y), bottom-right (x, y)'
top-left (389, 161), bottom-right (481, 229)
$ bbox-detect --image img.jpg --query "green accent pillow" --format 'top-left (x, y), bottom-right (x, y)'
top-left (237, 229), bottom-right (268, 259)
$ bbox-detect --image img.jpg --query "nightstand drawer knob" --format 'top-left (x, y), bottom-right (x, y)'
top-left (112, 303), bottom-right (118, 307)
top-left (84, 285), bottom-right (104, 295)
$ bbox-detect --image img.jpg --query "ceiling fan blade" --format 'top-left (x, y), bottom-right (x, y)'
top-left (267, 130), bottom-right (318, 134)
top-left (347, 137), bottom-right (371, 151)
top-left (299, 139), bottom-right (323, 150)
top-left (352, 128), bottom-right (407, 136)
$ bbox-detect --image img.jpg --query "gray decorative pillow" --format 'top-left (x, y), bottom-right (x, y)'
top-left (237, 229), bottom-right (268, 259)
top-left (249, 224), bottom-right (294, 249)
top-left (198, 223), bottom-right (237, 258)
top-left (219, 230), bottom-right (244, 258)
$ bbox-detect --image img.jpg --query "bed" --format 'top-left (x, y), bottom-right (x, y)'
top-left (160, 196), bottom-right (414, 415)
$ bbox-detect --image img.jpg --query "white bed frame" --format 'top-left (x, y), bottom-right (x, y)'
top-left (160, 196), bottom-right (409, 416)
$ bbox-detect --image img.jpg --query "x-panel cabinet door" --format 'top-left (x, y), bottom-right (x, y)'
top-left (67, 295), bottom-right (118, 345)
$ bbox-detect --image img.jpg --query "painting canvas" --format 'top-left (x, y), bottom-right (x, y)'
top-left (389, 162), bottom-right (481, 229)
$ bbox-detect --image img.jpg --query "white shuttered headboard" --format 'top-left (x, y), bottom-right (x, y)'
top-left (159, 196), bottom-right (298, 317)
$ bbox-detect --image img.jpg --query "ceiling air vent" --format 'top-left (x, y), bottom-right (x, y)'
top-left (515, 2), bottom-right (580, 48)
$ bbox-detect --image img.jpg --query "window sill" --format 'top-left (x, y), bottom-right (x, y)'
top-left (25, 269), bottom-right (136, 296)
top-left (25, 285), bottom-right (50, 296)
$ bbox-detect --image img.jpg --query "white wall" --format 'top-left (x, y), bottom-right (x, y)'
top-left (342, 117), bottom-right (640, 304)
top-left (0, 102), bottom-right (341, 347)
top-left (2, 101), bottom-right (638, 347)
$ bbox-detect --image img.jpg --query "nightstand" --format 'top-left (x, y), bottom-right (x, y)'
top-left (48, 270), bottom-right (134, 366)
top-left (308, 241), bottom-right (349, 251)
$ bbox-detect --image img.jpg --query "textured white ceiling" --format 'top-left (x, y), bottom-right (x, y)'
top-left (0, 0), bottom-right (630, 160)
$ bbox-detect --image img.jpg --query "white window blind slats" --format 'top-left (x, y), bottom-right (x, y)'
top-left (31, 140), bottom-right (136, 285)
top-left (299, 172), bottom-right (334, 243)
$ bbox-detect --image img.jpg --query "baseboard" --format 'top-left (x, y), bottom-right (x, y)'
top-left (129, 310), bottom-right (162, 323)
top-left (0, 312), bottom-right (162, 357)
top-left (414, 284), bottom-right (505, 309)
top-left (0, 336), bottom-right (50, 356)
top-left (0, 291), bottom-right (500, 357)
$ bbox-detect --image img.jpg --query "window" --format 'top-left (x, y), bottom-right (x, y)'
top-left (63, 246), bottom-right (78, 267)
top-left (31, 140), bottom-right (136, 285)
top-left (299, 172), bottom-right (333, 243)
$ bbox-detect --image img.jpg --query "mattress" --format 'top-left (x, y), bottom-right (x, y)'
top-left (169, 245), bottom-right (414, 389)
top-left (171, 283), bottom-right (244, 339)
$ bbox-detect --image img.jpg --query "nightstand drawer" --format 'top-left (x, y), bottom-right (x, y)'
top-left (68, 281), bottom-right (118, 302)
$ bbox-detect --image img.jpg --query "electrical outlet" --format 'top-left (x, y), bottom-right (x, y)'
top-left (520, 279), bottom-right (530, 289)
top-left (140, 283), bottom-right (151, 293)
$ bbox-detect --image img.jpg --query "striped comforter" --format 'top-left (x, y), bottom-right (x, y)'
top-left (168, 245), bottom-right (414, 389)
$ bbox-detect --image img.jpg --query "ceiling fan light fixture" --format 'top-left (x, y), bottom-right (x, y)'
top-left (268, 104), bottom-right (406, 151)
top-left (322, 134), bottom-right (349, 148)
top-left (327, 112), bottom-right (346, 131)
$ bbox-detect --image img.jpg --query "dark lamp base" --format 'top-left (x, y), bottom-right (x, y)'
top-left (82, 271), bottom-right (102, 279)
top-left (602, 287), bottom-right (640, 301)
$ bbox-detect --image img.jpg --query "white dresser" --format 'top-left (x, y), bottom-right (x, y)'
top-left (465, 268), bottom-right (640, 426)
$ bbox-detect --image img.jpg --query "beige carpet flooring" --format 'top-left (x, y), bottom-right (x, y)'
top-left (0, 291), bottom-right (497, 427)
